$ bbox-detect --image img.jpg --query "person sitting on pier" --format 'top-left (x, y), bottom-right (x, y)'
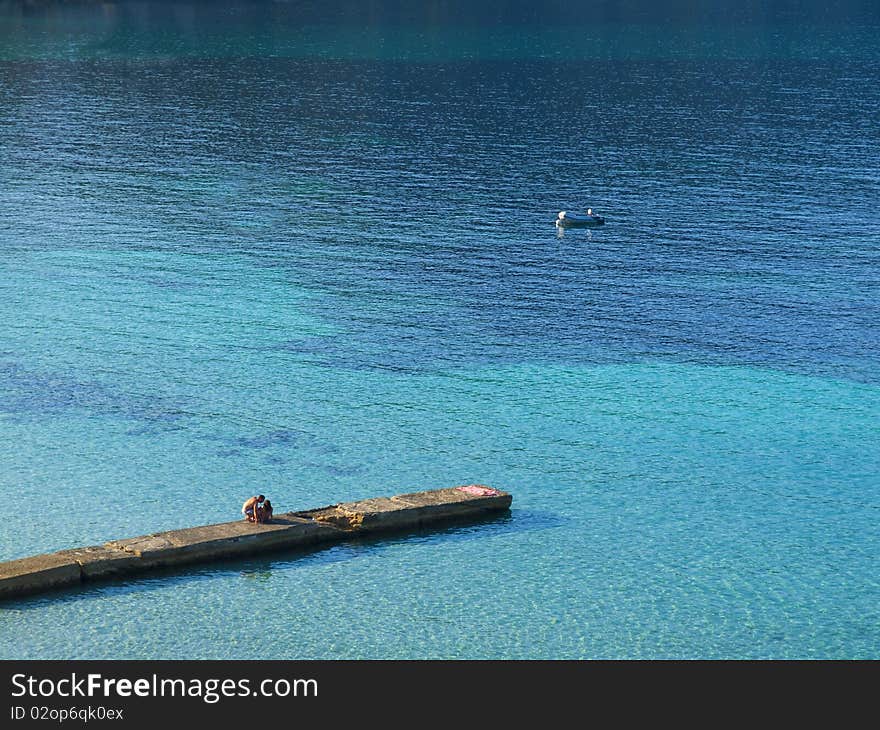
top-left (242, 494), bottom-right (265, 523)
top-left (257, 499), bottom-right (274, 524)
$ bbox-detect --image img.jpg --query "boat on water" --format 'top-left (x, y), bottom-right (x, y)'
top-left (556, 208), bottom-right (605, 227)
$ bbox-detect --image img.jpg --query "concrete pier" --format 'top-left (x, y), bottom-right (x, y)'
top-left (0, 485), bottom-right (511, 600)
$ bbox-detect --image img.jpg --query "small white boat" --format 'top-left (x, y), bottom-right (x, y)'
top-left (556, 209), bottom-right (605, 227)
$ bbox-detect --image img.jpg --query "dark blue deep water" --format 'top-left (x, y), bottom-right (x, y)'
top-left (1, 1), bottom-right (878, 658)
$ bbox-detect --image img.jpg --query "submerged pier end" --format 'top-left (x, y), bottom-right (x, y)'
top-left (0, 485), bottom-right (511, 600)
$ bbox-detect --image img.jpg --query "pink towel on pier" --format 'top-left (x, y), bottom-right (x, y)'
top-left (456, 485), bottom-right (500, 496)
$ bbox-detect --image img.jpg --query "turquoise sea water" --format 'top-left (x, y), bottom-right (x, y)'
top-left (1, 1), bottom-right (878, 659)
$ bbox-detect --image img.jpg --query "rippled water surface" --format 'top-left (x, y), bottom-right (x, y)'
top-left (1, 1), bottom-right (878, 659)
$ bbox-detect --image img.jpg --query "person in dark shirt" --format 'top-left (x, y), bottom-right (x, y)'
top-left (257, 499), bottom-right (274, 524)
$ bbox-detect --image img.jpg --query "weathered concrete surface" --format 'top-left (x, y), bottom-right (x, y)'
top-left (0, 485), bottom-right (511, 600)
top-left (0, 553), bottom-right (82, 596)
top-left (105, 515), bottom-right (340, 568)
top-left (315, 485), bottom-right (512, 530)
top-left (55, 546), bottom-right (141, 580)
top-left (394, 486), bottom-right (512, 523)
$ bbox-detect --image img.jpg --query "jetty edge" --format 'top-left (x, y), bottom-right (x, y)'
top-left (0, 485), bottom-right (512, 600)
